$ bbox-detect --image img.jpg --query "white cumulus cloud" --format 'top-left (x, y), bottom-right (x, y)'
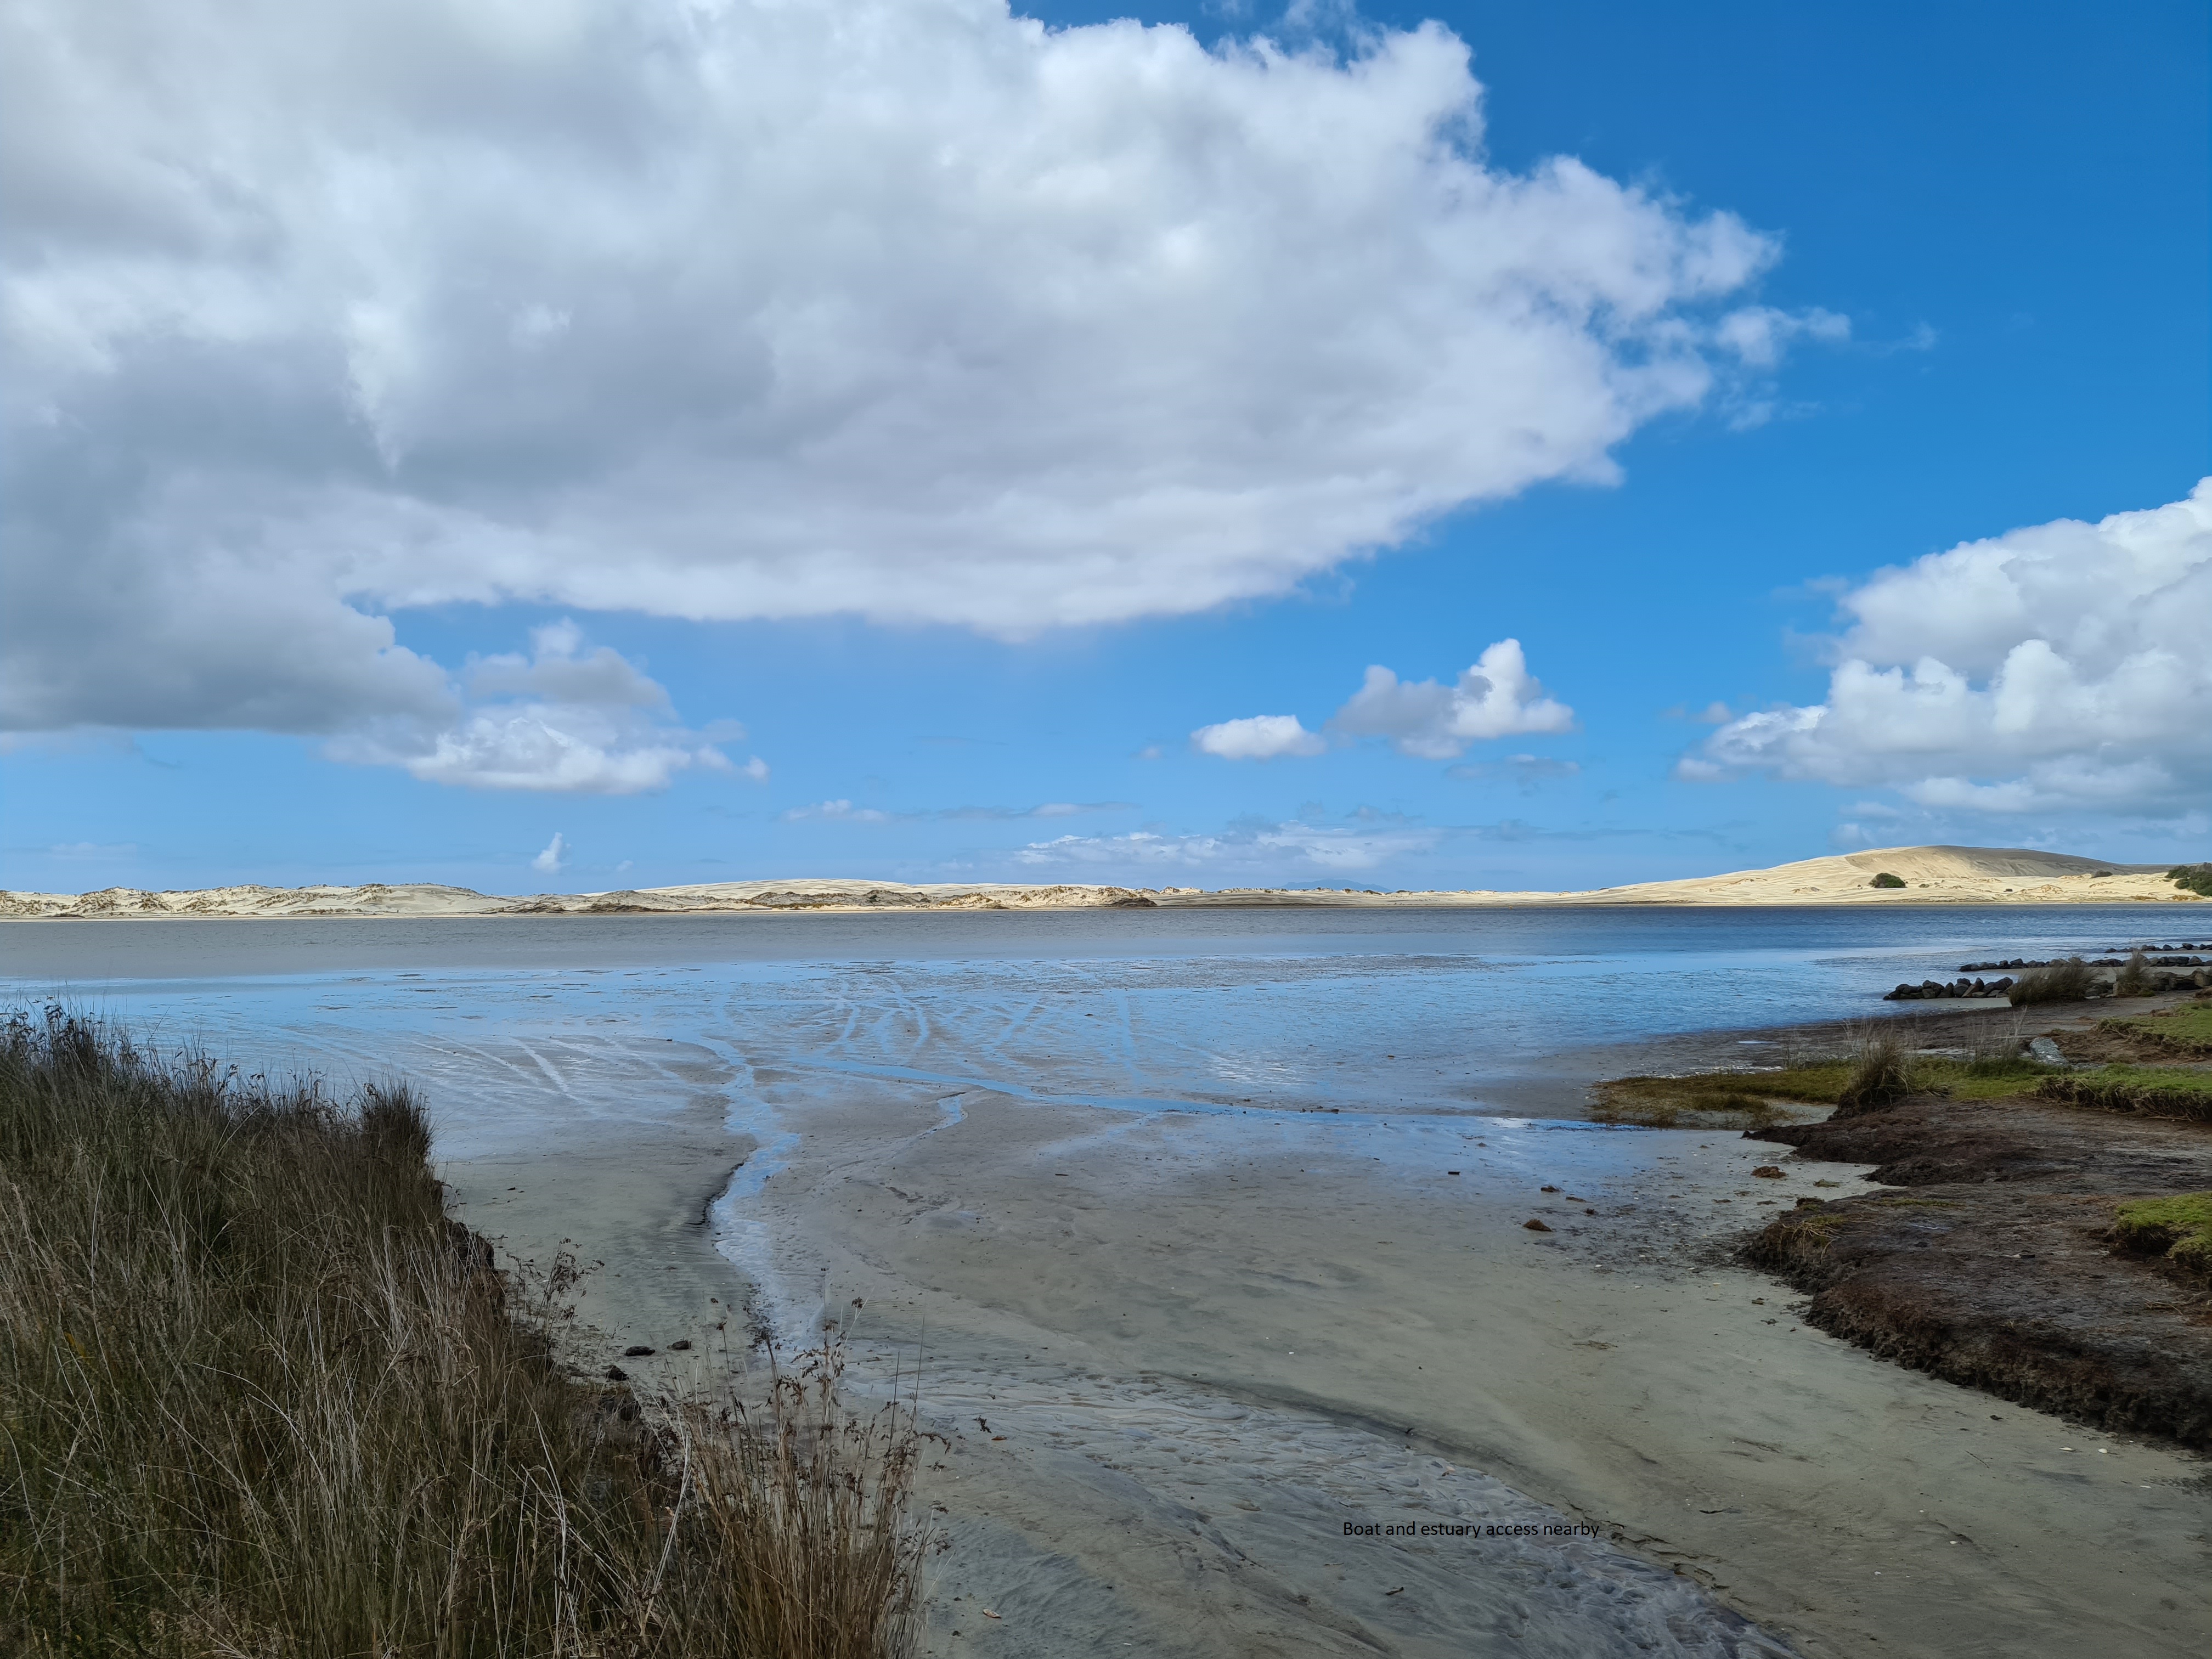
top-left (530, 832), bottom-right (569, 875)
top-left (1193, 639), bottom-right (1573, 765)
top-left (1687, 479), bottom-right (2212, 812)
top-left (1190, 715), bottom-right (1327, 760)
top-left (335, 620), bottom-right (757, 793)
top-left (1, 0), bottom-right (1814, 737)
top-left (1331, 639), bottom-right (1574, 758)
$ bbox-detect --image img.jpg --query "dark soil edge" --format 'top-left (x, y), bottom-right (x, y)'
top-left (1743, 1201), bottom-right (2212, 1447)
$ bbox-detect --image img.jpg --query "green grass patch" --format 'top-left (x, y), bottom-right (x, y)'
top-left (2038, 1065), bottom-right (2212, 1122)
top-left (2098, 1003), bottom-right (2212, 1057)
top-left (1945, 1057), bottom-right (2068, 1099)
top-left (2112, 1193), bottom-right (2212, 1280)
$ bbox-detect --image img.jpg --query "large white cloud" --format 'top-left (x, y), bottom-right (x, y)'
top-left (2, 0), bottom-right (1803, 736)
top-left (1688, 479), bottom-right (2212, 812)
top-left (1193, 638), bottom-right (1573, 762)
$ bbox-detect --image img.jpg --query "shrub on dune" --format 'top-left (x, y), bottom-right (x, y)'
top-left (2169, 863), bottom-right (2212, 898)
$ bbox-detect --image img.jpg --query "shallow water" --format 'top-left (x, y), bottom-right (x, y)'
top-left (0, 905), bottom-right (2182, 1127)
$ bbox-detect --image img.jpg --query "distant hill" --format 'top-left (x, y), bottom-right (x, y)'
top-left (0, 847), bottom-right (2197, 918)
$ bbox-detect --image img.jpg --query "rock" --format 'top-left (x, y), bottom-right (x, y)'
top-left (605, 1365), bottom-right (629, 1382)
top-left (1540, 1184), bottom-right (1560, 1192)
top-left (1522, 1218), bottom-right (1553, 1232)
top-left (623, 1345), bottom-right (655, 1357)
top-left (669, 1339), bottom-right (693, 1351)
top-left (1751, 1165), bottom-right (1786, 1178)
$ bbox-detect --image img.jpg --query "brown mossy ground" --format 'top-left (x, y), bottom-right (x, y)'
top-left (1744, 1090), bottom-right (2212, 1447)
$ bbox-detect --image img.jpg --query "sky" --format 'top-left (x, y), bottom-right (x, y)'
top-left (3, 0), bottom-right (2207, 896)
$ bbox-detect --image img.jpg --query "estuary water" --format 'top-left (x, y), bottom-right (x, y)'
top-left (0, 904), bottom-right (2181, 1130)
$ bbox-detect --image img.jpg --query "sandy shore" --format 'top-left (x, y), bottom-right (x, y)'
top-left (3, 844), bottom-right (2202, 918)
top-left (441, 1019), bottom-right (2209, 1659)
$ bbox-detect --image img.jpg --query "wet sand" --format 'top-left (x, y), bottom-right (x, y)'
top-left (446, 1054), bottom-right (2209, 1658)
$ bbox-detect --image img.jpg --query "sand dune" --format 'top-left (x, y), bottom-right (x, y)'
top-left (0, 845), bottom-right (2195, 919)
top-left (1544, 844), bottom-right (2186, 906)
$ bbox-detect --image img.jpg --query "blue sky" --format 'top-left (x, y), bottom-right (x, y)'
top-left (4, 0), bottom-right (2207, 894)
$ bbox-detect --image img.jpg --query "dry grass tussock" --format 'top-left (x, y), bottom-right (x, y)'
top-left (1834, 1030), bottom-right (1917, 1113)
top-left (2007, 957), bottom-right (2097, 1006)
top-left (0, 1008), bottom-right (924, 1658)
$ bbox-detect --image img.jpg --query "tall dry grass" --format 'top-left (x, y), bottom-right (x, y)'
top-left (1835, 1029), bottom-right (1917, 1113)
top-left (2007, 957), bottom-right (2096, 1006)
top-left (2113, 951), bottom-right (2157, 998)
top-left (0, 1008), bottom-right (923, 1658)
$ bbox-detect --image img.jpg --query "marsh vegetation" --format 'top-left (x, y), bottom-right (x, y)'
top-left (1595, 1023), bottom-right (2060, 1128)
top-left (0, 1009), bottom-right (924, 1658)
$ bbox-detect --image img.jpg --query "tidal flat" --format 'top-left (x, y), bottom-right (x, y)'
top-left (3, 907), bottom-right (2205, 1657)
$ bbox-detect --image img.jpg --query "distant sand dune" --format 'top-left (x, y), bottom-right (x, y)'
top-left (0, 845), bottom-right (2196, 919)
top-left (1556, 845), bottom-right (2185, 906)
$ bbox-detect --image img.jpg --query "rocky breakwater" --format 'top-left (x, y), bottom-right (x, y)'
top-left (1886, 944), bottom-right (2212, 1002)
top-left (1886, 974), bottom-right (2017, 1002)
